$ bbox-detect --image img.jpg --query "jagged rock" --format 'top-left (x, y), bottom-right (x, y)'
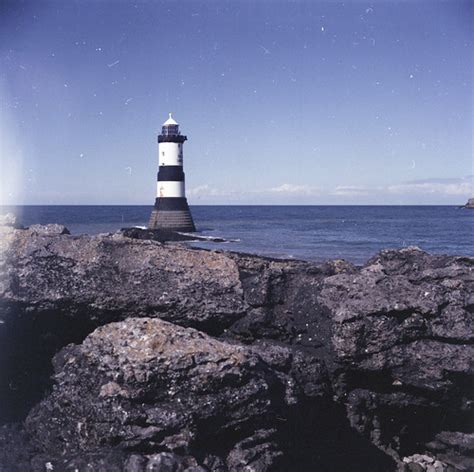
top-left (120, 227), bottom-right (226, 243)
top-left (401, 453), bottom-right (456, 472)
top-left (27, 224), bottom-right (70, 235)
top-left (24, 318), bottom-right (302, 470)
top-left (21, 317), bottom-right (393, 471)
top-left (1, 227), bottom-right (244, 330)
top-left (0, 213), bottom-right (16, 226)
top-left (0, 228), bottom-right (247, 421)
top-left (427, 432), bottom-right (474, 457)
top-left (319, 247), bottom-right (474, 462)
top-left (226, 252), bottom-right (355, 357)
top-left (425, 432), bottom-right (474, 471)
top-left (0, 213), bottom-right (23, 232)
top-left (0, 228), bottom-right (472, 470)
top-left (463, 198), bottom-right (474, 209)
top-left (124, 452), bottom-right (206, 472)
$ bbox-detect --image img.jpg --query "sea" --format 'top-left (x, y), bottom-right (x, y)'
top-left (2, 205), bottom-right (473, 265)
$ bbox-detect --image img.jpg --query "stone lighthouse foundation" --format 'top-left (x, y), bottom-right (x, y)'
top-left (148, 114), bottom-right (196, 232)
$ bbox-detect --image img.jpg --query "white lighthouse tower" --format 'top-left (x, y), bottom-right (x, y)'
top-left (148, 113), bottom-right (196, 232)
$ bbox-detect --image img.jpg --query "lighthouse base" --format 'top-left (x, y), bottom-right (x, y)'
top-left (148, 197), bottom-right (196, 232)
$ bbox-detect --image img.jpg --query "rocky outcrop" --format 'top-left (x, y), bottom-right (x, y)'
top-left (120, 227), bottom-right (226, 243)
top-left (22, 318), bottom-right (331, 471)
top-left (463, 198), bottom-right (474, 209)
top-left (0, 227), bottom-right (247, 420)
top-left (0, 212), bottom-right (23, 232)
top-left (0, 224), bottom-right (472, 471)
top-left (7, 317), bottom-right (391, 471)
top-left (319, 248), bottom-right (474, 468)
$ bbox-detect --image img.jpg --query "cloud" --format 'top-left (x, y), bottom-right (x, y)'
top-left (331, 177), bottom-right (473, 199)
top-left (187, 184), bottom-right (223, 197)
top-left (268, 183), bottom-right (321, 195)
top-left (332, 185), bottom-right (372, 196)
top-left (387, 177), bottom-right (473, 196)
top-left (186, 176), bottom-right (473, 203)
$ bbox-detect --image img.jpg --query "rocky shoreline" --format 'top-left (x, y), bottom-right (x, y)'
top-left (0, 219), bottom-right (472, 471)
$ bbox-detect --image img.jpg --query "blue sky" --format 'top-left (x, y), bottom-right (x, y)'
top-left (1, 0), bottom-right (472, 205)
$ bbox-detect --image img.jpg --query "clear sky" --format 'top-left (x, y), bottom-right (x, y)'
top-left (1, 0), bottom-right (472, 205)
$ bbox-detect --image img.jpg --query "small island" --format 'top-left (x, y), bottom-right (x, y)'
top-left (463, 198), bottom-right (474, 209)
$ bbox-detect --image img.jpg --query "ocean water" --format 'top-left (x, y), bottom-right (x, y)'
top-left (2, 205), bottom-right (473, 264)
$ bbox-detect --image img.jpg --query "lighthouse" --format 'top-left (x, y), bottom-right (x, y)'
top-left (148, 113), bottom-right (196, 232)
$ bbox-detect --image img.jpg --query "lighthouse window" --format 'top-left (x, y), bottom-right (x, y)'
top-left (162, 151), bottom-right (165, 156)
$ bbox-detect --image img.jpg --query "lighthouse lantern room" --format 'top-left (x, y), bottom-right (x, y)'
top-left (148, 114), bottom-right (196, 232)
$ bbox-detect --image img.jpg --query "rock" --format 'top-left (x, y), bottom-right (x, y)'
top-left (0, 423), bottom-right (36, 471)
top-left (24, 318), bottom-right (296, 470)
top-left (318, 247), bottom-right (474, 464)
top-left (463, 198), bottom-right (474, 209)
top-left (0, 212), bottom-right (23, 232)
top-left (401, 454), bottom-right (456, 472)
top-left (0, 213), bottom-right (17, 227)
top-left (426, 432), bottom-right (474, 471)
top-left (0, 227), bottom-right (472, 470)
top-left (0, 230), bottom-right (247, 421)
top-left (427, 432), bottom-right (474, 456)
top-left (1, 229), bottom-right (244, 330)
top-left (226, 252), bottom-right (354, 359)
top-left (136, 452), bottom-right (204, 472)
top-left (225, 429), bottom-right (283, 471)
top-left (120, 227), bottom-right (226, 243)
top-left (27, 224), bottom-right (70, 235)
top-left (22, 317), bottom-right (394, 471)
top-left (407, 464), bottom-right (426, 472)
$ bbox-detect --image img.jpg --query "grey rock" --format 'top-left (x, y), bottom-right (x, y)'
top-left (401, 454), bottom-right (454, 472)
top-left (407, 464), bottom-right (426, 472)
top-left (27, 224), bottom-right (70, 235)
top-left (226, 429), bottom-right (283, 471)
top-left (427, 432), bottom-right (474, 455)
top-left (1, 229), bottom-right (245, 331)
top-left (120, 227), bottom-right (226, 243)
top-left (24, 318), bottom-right (291, 470)
top-left (0, 230), bottom-right (248, 422)
top-left (318, 248), bottom-right (473, 462)
top-left (463, 198), bottom-right (474, 209)
top-left (426, 432), bottom-right (474, 471)
top-left (0, 213), bottom-right (16, 226)
top-left (0, 228), bottom-right (472, 470)
top-left (144, 452), bottom-right (201, 472)
top-left (0, 423), bottom-right (35, 471)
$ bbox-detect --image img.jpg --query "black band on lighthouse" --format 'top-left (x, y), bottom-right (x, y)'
top-left (158, 135), bottom-right (187, 144)
top-left (158, 166), bottom-right (185, 182)
top-left (153, 197), bottom-right (191, 211)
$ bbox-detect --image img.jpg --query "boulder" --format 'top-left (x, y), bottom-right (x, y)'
top-left (0, 213), bottom-right (17, 227)
top-left (0, 229), bottom-right (247, 421)
top-left (24, 318), bottom-right (312, 470)
top-left (120, 227), bottom-right (226, 243)
top-left (27, 223), bottom-right (70, 235)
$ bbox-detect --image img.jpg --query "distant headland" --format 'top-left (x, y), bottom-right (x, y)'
top-left (463, 197), bottom-right (474, 209)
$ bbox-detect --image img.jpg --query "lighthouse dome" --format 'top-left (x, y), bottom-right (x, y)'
top-left (161, 113), bottom-right (181, 137)
top-left (163, 113), bottom-right (178, 126)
